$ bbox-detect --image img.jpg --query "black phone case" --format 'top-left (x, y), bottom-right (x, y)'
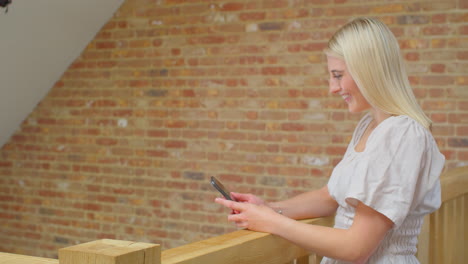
top-left (210, 176), bottom-right (234, 201)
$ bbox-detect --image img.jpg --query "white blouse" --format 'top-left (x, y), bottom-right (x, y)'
top-left (322, 114), bottom-right (445, 264)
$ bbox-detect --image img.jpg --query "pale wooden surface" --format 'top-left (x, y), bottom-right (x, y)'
top-left (58, 239), bottom-right (160, 264)
top-left (296, 255), bottom-right (309, 264)
top-left (440, 166), bottom-right (468, 202)
top-left (0, 252), bottom-right (58, 264)
top-left (429, 194), bottom-right (466, 264)
top-left (417, 166), bottom-right (468, 264)
top-left (416, 214), bottom-right (431, 264)
top-left (161, 217), bottom-right (334, 264)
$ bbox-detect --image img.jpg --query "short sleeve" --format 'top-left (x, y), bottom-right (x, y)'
top-left (344, 116), bottom-right (444, 228)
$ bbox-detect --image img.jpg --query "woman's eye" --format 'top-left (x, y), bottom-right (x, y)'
top-left (333, 75), bottom-right (342, 80)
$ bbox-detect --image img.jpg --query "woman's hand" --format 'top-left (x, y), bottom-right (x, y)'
top-left (215, 197), bottom-right (283, 233)
top-left (231, 192), bottom-right (266, 206)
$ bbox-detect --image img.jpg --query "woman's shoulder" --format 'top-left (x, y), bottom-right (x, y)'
top-left (370, 115), bottom-right (436, 151)
top-left (356, 113), bottom-right (430, 139)
top-left (380, 115), bottom-right (430, 137)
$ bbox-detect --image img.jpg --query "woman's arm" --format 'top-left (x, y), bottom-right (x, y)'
top-left (216, 199), bottom-right (393, 263)
top-left (274, 201), bottom-right (393, 263)
top-left (268, 186), bottom-right (338, 219)
top-left (230, 185), bottom-right (338, 219)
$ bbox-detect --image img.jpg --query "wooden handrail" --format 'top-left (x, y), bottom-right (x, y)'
top-left (417, 166), bottom-right (468, 264)
top-left (161, 216), bottom-right (334, 264)
top-left (0, 252), bottom-right (58, 264)
top-left (440, 166), bottom-right (468, 202)
top-left (1, 166), bottom-right (466, 264)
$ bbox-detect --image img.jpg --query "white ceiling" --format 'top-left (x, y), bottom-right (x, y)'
top-left (0, 0), bottom-right (124, 147)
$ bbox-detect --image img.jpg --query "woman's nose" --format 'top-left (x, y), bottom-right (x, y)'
top-left (329, 81), bottom-right (341, 94)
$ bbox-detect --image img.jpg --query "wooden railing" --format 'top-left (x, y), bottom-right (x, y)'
top-left (416, 166), bottom-right (467, 264)
top-left (1, 166), bottom-right (467, 264)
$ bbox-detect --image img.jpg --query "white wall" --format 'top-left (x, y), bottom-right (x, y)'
top-left (0, 0), bottom-right (124, 147)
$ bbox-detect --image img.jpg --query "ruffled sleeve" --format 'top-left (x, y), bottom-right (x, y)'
top-left (340, 116), bottom-right (444, 228)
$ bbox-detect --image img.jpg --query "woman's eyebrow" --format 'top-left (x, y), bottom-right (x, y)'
top-left (331, 70), bottom-right (344, 74)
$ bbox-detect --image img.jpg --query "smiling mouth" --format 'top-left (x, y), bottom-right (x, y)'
top-left (341, 94), bottom-right (351, 102)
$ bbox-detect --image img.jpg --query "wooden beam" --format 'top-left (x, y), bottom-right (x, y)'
top-left (0, 252), bottom-right (58, 264)
top-left (58, 239), bottom-right (160, 264)
top-left (162, 217), bottom-right (334, 264)
top-left (440, 166), bottom-right (468, 202)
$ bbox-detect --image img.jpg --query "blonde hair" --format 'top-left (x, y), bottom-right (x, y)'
top-left (325, 17), bottom-right (432, 130)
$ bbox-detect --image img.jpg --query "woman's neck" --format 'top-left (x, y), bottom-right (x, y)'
top-left (369, 108), bottom-right (393, 125)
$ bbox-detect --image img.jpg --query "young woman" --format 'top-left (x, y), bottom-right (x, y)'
top-left (215, 17), bottom-right (445, 263)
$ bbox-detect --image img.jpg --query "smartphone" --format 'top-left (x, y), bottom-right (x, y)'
top-left (210, 176), bottom-right (236, 201)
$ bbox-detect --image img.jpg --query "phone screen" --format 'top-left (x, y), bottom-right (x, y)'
top-left (210, 176), bottom-right (236, 201)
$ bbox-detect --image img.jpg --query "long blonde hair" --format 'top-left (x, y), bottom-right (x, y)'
top-left (325, 17), bottom-right (432, 130)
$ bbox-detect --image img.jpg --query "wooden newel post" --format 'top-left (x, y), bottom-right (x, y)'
top-left (58, 239), bottom-right (161, 264)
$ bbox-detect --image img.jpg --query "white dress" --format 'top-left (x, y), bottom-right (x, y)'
top-left (322, 114), bottom-right (445, 264)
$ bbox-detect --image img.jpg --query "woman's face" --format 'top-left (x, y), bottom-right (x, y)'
top-left (326, 56), bottom-right (371, 113)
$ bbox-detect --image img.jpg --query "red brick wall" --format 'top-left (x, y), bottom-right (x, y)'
top-left (0, 0), bottom-right (467, 258)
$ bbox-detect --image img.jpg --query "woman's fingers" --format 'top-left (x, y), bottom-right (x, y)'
top-left (215, 197), bottom-right (263, 229)
top-left (230, 192), bottom-right (246, 201)
top-left (228, 213), bottom-right (244, 222)
top-left (228, 213), bottom-right (249, 229)
top-left (231, 192), bottom-right (265, 206)
top-left (215, 197), bottom-right (246, 212)
top-left (231, 209), bottom-right (240, 215)
top-left (235, 222), bottom-right (248, 229)
top-left (215, 199), bottom-right (247, 226)
top-left (231, 192), bottom-right (255, 203)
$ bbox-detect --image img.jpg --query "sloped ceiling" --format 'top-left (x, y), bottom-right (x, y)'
top-left (0, 0), bottom-right (124, 147)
